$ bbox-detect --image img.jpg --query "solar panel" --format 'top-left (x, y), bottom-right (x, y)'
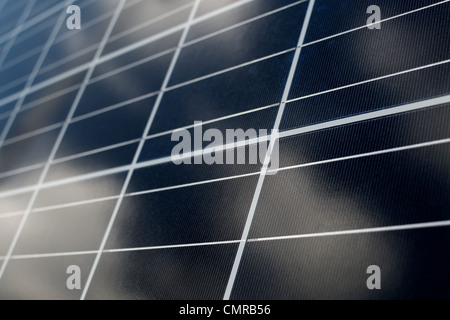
top-left (0, 0), bottom-right (449, 301)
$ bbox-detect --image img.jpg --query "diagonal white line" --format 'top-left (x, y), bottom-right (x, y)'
top-left (0, 92), bottom-right (449, 201)
top-left (0, 0), bottom-right (447, 111)
top-left (0, 0), bottom-right (35, 68)
top-left (0, 137), bottom-right (449, 231)
top-left (248, 220), bottom-right (450, 243)
top-left (0, 0), bottom-right (127, 284)
top-left (3, 220), bottom-right (450, 261)
top-left (223, 0), bottom-right (316, 300)
top-left (80, 0), bottom-right (202, 300)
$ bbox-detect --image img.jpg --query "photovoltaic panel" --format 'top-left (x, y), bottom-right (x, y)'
top-left (0, 0), bottom-right (449, 300)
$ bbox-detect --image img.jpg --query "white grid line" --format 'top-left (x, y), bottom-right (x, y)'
top-left (20, 84), bottom-right (81, 112)
top-left (5, 50), bottom-right (449, 149)
top-left (0, 0), bottom-right (127, 282)
top-left (107, 1), bottom-right (195, 44)
top-left (0, 211), bottom-right (24, 220)
top-left (0, 0), bottom-right (35, 68)
top-left (0, 0), bottom-right (135, 78)
top-left (248, 220), bottom-right (450, 243)
top-left (88, 47), bottom-right (177, 84)
top-left (0, 0), bottom-right (446, 110)
top-left (0, 0), bottom-right (99, 46)
top-left (1, 220), bottom-right (450, 261)
top-left (0, 0), bottom-right (65, 46)
top-left (223, 0), bottom-right (316, 300)
top-left (0, 92), bottom-right (449, 202)
top-left (0, 137), bottom-right (449, 227)
top-left (303, 0), bottom-right (450, 48)
top-left (80, 0), bottom-right (202, 300)
top-left (184, 0), bottom-right (307, 48)
top-left (0, 0), bottom-right (72, 149)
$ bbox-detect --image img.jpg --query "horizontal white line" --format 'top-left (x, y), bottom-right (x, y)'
top-left (0, 96), bottom-right (449, 201)
top-left (2, 220), bottom-right (450, 261)
top-left (2, 122), bottom-right (63, 147)
top-left (0, 43), bottom-right (286, 145)
top-left (97, 23), bottom-right (185, 67)
top-left (270, 138), bottom-right (450, 174)
top-left (0, 86), bottom-right (449, 200)
top-left (89, 48), bottom-right (176, 85)
top-left (0, 0), bottom-right (444, 110)
top-left (281, 94), bottom-right (450, 138)
top-left (0, 163), bottom-right (44, 180)
top-left (184, 0), bottom-right (307, 48)
top-left (0, 47), bottom-right (41, 73)
top-left (126, 171), bottom-right (261, 198)
top-left (37, 44), bottom-right (97, 77)
top-left (2, 136), bottom-right (448, 217)
top-left (0, 1), bottom-right (66, 45)
top-left (52, 139), bottom-right (140, 165)
top-left (249, 220), bottom-right (450, 243)
top-left (0, 76), bottom-right (27, 97)
top-left (287, 59), bottom-right (450, 104)
top-left (20, 84), bottom-right (81, 112)
top-left (165, 48), bottom-right (295, 92)
top-left (31, 195), bottom-right (121, 214)
top-left (104, 239), bottom-right (242, 254)
top-left (39, 164), bottom-right (131, 191)
top-left (145, 103), bottom-right (278, 140)
top-left (1, 0), bottom-right (300, 108)
top-left (70, 91), bottom-right (160, 123)
top-left (10, 56), bottom-right (448, 149)
top-left (0, 139), bottom-right (140, 182)
top-left (8, 250), bottom-right (99, 260)
top-left (0, 101), bottom-right (276, 182)
top-left (89, 0), bottom-right (304, 91)
top-left (107, 1), bottom-right (194, 44)
top-left (0, 211), bottom-right (24, 220)
top-left (0, 0), bottom-right (102, 47)
top-left (193, 0), bottom-right (256, 25)
top-left (0, 240), bottom-right (242, 261)
top-left (303, 0), bottom-right (450, 47)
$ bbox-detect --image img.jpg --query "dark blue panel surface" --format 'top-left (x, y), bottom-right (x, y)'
top-left (150, 52), bottom-right (293, 134)
top-left (86, 243), bottom-right (238, 299)
top-left (0, 129), bottom-right (58, 173)
top-left (74, 54), bottom-right (171, 116)
top-left (281, 63), bottom-right (450, 131)
top-left (57, 96), bottom-right (155, 158)
top-left (46, 142), bottom-right (138, 182)
top-left (289, 3), bottom-right (450, 100)
top-left (251, 143), bottom-right (450, 239)
top-left (305, 0), bottom-right (445, 43)
top-left (139, 105), bottom-right (277, 161)
top-left (129, 151), bottom-right (261, 193)
top-left (189, 0), bottom-right (304, 41)
top-left (170, 2), bottom-right (306, 85)
top-left (107, 176), bottom-right (258, 248)
top-left (0, 0), bottom-right (450, 301)
top-left (6, 89), bottom-right (78, 139)
top-left (232, 227), bottom-right (450, 299)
